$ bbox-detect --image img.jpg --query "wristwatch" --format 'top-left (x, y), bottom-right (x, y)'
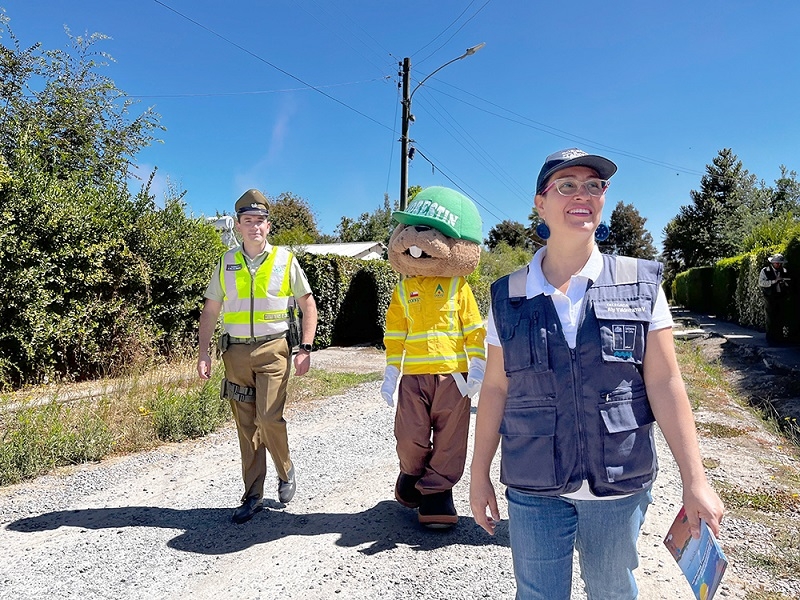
top-left (298, 343), bottom-right (313, 353)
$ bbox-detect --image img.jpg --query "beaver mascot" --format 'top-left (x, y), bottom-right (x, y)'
top-left (381, 186), bottom-right (486, 528)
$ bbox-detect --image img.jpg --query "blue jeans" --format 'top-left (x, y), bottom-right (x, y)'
top-left (506, 487), bottom-right (652, 600)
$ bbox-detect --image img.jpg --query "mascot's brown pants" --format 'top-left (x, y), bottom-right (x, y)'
top-left (395, 373), bottom-right (471, 494)
top-left (223, 339), bottom-right (293, 502)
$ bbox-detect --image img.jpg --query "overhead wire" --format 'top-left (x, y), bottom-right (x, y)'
top-left (411, 95), bottom-right (532, 220)
top-left (416, 92), bottom-right (531, 201)
top-left (152, 0), bottom-right (729, 218)
top-left (414, 0), bottom-right (494, 68)
top-left (411, 146), bottom-right (508, 224)
top-left (290, 0), bottom-right (396, 76)
top-left (151, 0), bottom-right (394, 134)
top-left (126, 78), bottom-right (390, 99)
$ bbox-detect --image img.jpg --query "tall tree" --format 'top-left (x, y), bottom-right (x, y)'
top-left (0, 22), bottom-right (161, 186)
top-left (335, 194), bottom-right (396, 247)
top-left (0, 17), bottom-right (220, 387)
top-left (769, 165), bottom-right (800, 217)
top-left (267, 191), bottom-right (319, 242)
top-left (605, 201), bottom-right (657, 259)
top-left (485, 219), bottom-right (531, 250)
top-left (662, 148), bottom-right (757, 272)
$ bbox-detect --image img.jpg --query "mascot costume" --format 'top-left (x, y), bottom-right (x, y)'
top-left (381, 186), bottom-right (486, 528)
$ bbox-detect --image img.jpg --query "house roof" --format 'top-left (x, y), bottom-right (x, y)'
top-left (300, 242), bottom-right (385, 260)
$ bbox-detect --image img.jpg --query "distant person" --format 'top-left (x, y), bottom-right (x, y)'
top-left (197, 189), bottom-right (318, 524)
top-left (470, 148), bottom-right (724, 599)
top-left (758, 253), bottom-right (790, 345)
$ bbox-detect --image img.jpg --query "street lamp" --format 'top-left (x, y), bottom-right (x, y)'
top-left (398, 43), bottom-right (485, 211)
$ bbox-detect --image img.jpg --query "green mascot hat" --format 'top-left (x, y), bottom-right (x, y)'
top-left (391, 186), bottom-right (482, 244)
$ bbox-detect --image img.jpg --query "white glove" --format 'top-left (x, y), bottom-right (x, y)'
top-left (466, 357), bottom-right (486, 398)
top-left (381, 365), bottom-right (400, 407)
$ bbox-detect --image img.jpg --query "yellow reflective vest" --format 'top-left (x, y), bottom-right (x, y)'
top-left (384, 276), bottom-right (486, 374)
top-left (219, 246), bottom-right (294, 339)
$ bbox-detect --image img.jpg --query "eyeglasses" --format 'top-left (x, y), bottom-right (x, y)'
top-left (541, 178), bottom-right (609, 197)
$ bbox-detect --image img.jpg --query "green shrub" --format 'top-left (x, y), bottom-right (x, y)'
top-left (146, 373), bottom-right (229, 442)
top-left (0, 401), bottom-right (114, 485)
top-left (296, 253), bottom-right (398, 348)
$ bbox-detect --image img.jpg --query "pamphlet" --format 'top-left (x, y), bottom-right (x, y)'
top-left (663, 506), bottom-right (728, 600)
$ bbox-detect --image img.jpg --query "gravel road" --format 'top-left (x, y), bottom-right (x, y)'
top-left (0, 346), bottom-right (756, 599)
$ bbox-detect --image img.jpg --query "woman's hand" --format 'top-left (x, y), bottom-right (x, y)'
top-left (470, 471), bottom-right (500, 535)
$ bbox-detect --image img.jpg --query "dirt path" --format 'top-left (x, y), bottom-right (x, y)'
top-left (0, 340), bottom-right (797, 599)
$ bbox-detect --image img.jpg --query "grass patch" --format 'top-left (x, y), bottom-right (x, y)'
top-left (1, 360), bottom-right (382, 486)
top-left (288, 369), bottom-right (382, 404)
top-left (0, 400), bottom-right (115, 485)
top-left (696, 420), bottom-right (749, 438)
top-left (674, 340), bottom-right (731, 410)
top-left (716, 482), bottom-right (800, 512)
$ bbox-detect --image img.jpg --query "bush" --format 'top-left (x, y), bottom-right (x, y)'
top-left (0, 401), bottom-right (114, 485)
top-left (296, 253), bottom-right (398, 348)
top-left (147, 374), bottom-right (229, 442)
top-left (0, 171), bottom-right (225, 389)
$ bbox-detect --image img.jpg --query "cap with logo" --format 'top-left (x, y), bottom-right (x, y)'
top-left (536, 148), bottom-right (618, 194)
top-left (235, 189), bottom-right (270, 217)
top-left (391, 186), bottom-right (483, 244)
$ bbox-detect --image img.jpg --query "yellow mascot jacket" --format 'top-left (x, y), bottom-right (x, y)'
top-left (384, 276), bottom-right (485, 375)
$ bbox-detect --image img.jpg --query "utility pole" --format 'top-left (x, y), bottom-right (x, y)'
top-left (399, 57), bottom-right (411, 212)
top-left (397, 44), bottom-right (485, 214)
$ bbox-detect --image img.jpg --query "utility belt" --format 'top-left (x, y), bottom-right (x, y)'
top-left (217, 330), bottom-right (287, 353)
top-left (219, 378), bottom-right (256, 403)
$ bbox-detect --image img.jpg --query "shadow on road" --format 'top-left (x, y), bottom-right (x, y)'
top-left (6, 499), bottom-right (509, 555)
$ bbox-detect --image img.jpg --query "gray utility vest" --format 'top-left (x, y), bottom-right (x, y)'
top-left (490, 254), bottom-right (663, 497)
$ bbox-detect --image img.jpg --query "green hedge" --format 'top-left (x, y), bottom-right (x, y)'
top-left (295, 253), bottom-right (398, 348)
top-left (0, 173), bottom-right (225, 389)
top-left (673, 230), bottom-right (799, 340)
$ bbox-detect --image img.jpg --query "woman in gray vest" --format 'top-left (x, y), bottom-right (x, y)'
top-left (469, 149), bottom-right (724, 599)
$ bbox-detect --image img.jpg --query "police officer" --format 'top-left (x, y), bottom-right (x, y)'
top-left (197, 189), bottom-right (317, 524)
top-left (758, 253), bottom-right (790, 345)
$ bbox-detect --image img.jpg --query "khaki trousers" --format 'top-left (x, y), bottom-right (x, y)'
top-left (395, 373), bottom-right (471, 494)
top-left (222, 338), bottom-right (292, 501)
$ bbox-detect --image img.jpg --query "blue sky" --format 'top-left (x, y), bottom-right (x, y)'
top-left (4, 1), bottom-right (800, 249)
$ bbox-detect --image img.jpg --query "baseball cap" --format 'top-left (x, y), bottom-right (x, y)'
top-left (392, 186), bottom-right (482, 244)
top-left (536, 148), bottom-right (618, 194)
top-left (235, 189), bottom-right (270, 217)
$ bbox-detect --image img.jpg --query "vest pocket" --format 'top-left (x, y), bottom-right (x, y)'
top-left (598, 390), bottom-right (656, 483)
top-left (499, 313), bottom-right (549, 373)
top-left (499, 404), bottom-right (557, 488)
top-left (593, 301), bottom-right (649, 365)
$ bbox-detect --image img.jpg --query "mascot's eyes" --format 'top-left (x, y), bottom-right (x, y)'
top-left (414, 225), bottom-right (432, 232)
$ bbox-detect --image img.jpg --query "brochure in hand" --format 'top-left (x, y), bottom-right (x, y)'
top-left (663, 506), bottom-right (728, 600)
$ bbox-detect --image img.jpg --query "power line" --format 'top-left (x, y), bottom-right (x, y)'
top-left (414, 0), bottom-right (494, 68)
top-left (291, 0), bottom-right (396, 76)
top-left (126, 78), bottom-right (390, 99)
top-left (151, 0), bottom-right (393, 133)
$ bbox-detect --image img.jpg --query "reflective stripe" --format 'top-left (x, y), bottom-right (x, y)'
top-left (614, 256), bottom-right (639, 285)
top-left (220, 246), bottom-right (294, 338)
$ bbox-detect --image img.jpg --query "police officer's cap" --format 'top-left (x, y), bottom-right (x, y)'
top-left (235, 189), bottom-right (270, 218)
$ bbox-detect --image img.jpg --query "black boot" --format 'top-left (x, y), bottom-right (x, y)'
top-left (394, 473), bottom-right (422, 508)
top-left (231, 495), bottom-right (263, 524)
top-left (418, 489), bottom-right (458, 529)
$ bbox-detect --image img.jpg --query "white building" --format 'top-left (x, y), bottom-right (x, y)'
top-left (298, 242), bottom-right (385, 261)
